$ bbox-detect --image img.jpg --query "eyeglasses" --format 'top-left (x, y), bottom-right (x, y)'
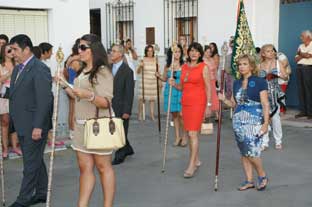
top-left (78, 44), bottom-right (91, 51)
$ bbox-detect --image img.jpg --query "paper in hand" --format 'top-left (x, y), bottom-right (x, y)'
top-left (60, 77), bottom-right (74, 89)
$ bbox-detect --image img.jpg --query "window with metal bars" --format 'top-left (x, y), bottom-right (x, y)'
top-left (105, 0), bottom-right (134, 49)
top-left (163, 0), bottom-right (198, 53)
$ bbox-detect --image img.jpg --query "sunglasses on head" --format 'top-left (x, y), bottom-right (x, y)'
top-left (78, 44), bottom-right (91, 51)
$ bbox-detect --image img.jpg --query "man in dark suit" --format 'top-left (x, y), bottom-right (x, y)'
top-left (8, 34), bottom-right (53, 207)
top-left (111, 44), bottom-right (135, 165)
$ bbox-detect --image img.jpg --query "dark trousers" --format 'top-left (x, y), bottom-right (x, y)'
top-left (296, 65), bottom-right (312, 116)
top-left (123, 119), bottom-right (130, 146)
top-left (16, 133), bottom-right (48, 206)
top-left (115, 117), bottom-right (133, 156)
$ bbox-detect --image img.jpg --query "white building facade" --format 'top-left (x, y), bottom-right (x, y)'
top-left (0, 0), bottom-right (90, 68)
top-left (90, 0), bottom-right (280, 55)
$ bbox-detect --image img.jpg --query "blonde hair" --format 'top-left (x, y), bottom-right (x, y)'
top-left (236, 54), bottom-right (259, 76)
top-left (260, 44), bottom-right (275, 62)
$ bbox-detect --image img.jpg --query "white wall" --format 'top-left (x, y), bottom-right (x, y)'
top-left (199, 0), bottom-right (280, 51)
top-left (252, 0), bottom-right (280, 49)
top-left (90, 0), bottom-right (165, 55)
top-left (0, 0), bottom-right (90, 68)
top-left (91, 0), bottom-right (280, 55)
top-left (133, 0), bottom-right (165, 56)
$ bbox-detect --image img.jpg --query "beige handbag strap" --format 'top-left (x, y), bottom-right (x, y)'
top-left (94, 97), bottom-right (116, 135)
top-left (95, 97), bottom-right (113, 119)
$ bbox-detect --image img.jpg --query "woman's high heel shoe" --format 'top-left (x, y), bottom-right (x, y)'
top-left (12, 148), bottom-right (22, 156)
top-left (180, 138), bottom-right (188, 147)
top-left (2, 151), bottom-right (8, 159)
top-left (173, 139), bottom-right (181, 147)
top-left (183, 167), bottom-right (198, 179)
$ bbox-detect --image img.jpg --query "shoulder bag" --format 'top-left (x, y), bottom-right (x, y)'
top-left (84, 98), bottom-right (126, 150)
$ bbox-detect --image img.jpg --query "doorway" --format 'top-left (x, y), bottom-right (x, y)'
top-left (90, 9), bottom-right (101, 39)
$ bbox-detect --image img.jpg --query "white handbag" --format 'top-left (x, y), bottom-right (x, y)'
top-left (200, 118), bottom-right (214, 135)
top-left (84, 98), bottom-right (126, 150)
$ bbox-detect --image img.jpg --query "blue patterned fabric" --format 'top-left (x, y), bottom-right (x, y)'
top-left (233, 86), bottom-right (264, 157)
top-left (258, 68), bottom-right (284, 116)
top-left (164, 70), bottom-right (182, 112)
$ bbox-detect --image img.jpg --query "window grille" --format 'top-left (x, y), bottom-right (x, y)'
top-left (105, 0), bottom-right (135, 49)
top-left (163, 0), bottom-right (198, 52)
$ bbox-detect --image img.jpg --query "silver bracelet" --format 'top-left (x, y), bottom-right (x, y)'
top-left (87, 92), bottom-right (95, 102)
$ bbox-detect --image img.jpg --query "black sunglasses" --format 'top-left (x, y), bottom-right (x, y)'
top-left (78, 44), bottom-right (91, 51)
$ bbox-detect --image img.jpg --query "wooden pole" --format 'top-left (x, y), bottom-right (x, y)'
top-left (0, 121), bottom-right (5, 206)
top-left (141, 59), bottom-right (146, 121)
top-left (214, 42), bottom-right (229, 191)
top-left (46, 47), bottom-right (64, 207)
top-left (161, 42), bottom-right (177, 173)
top-left (155, 44), bottom-right (162, 143)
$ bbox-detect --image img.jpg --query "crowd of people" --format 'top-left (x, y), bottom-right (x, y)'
top-left (0, 29), bottom-right (311, 207)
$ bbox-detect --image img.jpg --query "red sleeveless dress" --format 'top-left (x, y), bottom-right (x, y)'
top-left (181, 62), bottom-right (207, 131)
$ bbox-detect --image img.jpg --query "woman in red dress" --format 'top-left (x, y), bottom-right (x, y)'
top-left (170, 42), bottom-right (212, 178)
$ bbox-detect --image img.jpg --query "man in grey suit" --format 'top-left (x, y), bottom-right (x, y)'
top-left (8, 34), bottom-right (53, 207)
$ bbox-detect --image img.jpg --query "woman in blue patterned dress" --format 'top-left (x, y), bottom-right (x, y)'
top-left (219, 54), bottom-right (270, 191)
top-left (155, 44), bottom-right (187, 146)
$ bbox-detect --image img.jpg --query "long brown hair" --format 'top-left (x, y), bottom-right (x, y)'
top-left (0, 44), bottom-right (15, 66)
top-left (79, 34), bottom-right (110, 86)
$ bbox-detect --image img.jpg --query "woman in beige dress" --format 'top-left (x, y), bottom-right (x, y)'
top-left (137, 45), bottom-right (159, 120)
top-left (58, 34), bottom-right (115, 207)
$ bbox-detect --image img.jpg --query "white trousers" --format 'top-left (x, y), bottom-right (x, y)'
top-left (262, 109), bottom-right (283, 146)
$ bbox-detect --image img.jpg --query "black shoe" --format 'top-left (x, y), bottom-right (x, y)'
top-left (112, 155), bottom-right (126, 165)
top-left (29, 196), bottom-right (47, 205)
top-left (112, 148), bottom-right (126, 165)
top-left (112, 146), bottom-right (135, 165)
top-left (295, 112), bottom-right (307, 118)
top-left (9, 201), bottom-right (28, 207)
top-left (125, 145), bottom-right (134, 156)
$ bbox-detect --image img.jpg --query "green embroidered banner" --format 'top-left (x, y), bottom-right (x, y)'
top-left (231, 0), bottom-right (257, 78)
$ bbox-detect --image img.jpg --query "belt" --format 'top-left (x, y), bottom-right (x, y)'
top-left (297, 64), bottom-right (312, 67)
top-left (76, 119), bottom-right (86, 125)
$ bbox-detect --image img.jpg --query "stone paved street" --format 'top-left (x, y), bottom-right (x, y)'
top-left (3, 107), bottom-right (312, 207)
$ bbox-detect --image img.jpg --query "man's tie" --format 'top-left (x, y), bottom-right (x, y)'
top-left (15, 63), bottom-right (25, 83)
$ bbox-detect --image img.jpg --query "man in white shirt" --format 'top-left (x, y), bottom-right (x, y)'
top-left (295, 30), bottom-right (312, 119)
top-left (124, 39), bottom-right (138, 83)
top-left (39, 42), bottom-right (53, 67)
